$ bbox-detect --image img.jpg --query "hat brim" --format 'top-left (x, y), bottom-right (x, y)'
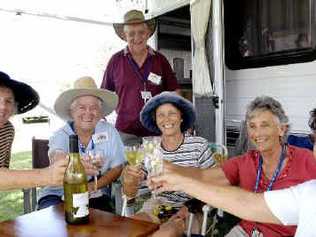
top-left (113, 19), bottom-right (156, 41)
top-left (54, 88), bottom-right (118, 121)
top-left (140, 92), bottom-right (196, 134)
top-left (0, 72), bottom-right (39, 114)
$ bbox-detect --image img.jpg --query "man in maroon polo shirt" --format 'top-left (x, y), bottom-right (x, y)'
top-left (101, 9), bottom-right (180, 145)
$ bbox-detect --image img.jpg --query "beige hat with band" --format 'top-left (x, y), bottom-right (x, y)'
top-left (54, 76), bottom-right (118, 121)
top-left (113, 9), bottom-right (156, 41)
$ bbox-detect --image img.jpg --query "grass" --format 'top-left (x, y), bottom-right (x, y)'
top-left (0, 151), bottom-right (32, 221)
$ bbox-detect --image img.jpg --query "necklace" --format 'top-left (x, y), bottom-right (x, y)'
top-left (161, 134), bottom-right (184, 152)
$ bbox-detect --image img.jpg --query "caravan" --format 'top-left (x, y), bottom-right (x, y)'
top-left (145, 0), bottom-right (316, 153)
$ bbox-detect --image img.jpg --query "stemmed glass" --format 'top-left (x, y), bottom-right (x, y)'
top-left (143, 137), bottom-right (163, 199)
top-left (208, 143), bottom-right (228, 167)
top-left (88, 150), bottom-right (104, 198)
top-left (121, 145), bottom-right (145, 216)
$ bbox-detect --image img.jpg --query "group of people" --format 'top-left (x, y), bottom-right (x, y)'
top-left (1, 9), bottom-right (316, 237)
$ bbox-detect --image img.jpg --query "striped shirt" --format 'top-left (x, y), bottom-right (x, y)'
top-left (0, 121), bottom-right (14, 168)
top-left (157, 135), bottom-right (215, 206)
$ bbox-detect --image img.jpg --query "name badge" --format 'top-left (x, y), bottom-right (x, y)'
top-left (92, 132), bottom-right (108, 144)
top-left (148, 72), bottom-right (161, 85)
top-left (141, 91), bottom-right (152, 103)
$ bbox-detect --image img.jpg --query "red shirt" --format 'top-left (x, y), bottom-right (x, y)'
top-left (222, 145), bottom-right (316, 237)
top-left (101, 47), bottom-right (179, 137)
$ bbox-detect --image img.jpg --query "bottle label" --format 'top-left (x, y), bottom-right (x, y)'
top-left (72, 192), bottom-right (89, 218)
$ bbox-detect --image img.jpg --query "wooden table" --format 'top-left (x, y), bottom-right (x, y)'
top-left (0, 204), bottom-right (159, 237)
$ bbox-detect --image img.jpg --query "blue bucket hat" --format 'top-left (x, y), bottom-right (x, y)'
top-left (140, 91), bottom-right (196, 134)
top-left (0, 71), bottom-right (39, 114)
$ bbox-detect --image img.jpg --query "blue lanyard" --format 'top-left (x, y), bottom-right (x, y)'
top-left (78, 139), bottom-right (95, 154)
top-left (68, 121), bottom-right (95, 154)
top-left (127, 52), bottom-right (153, 85)
top-left (254, 145), bottom-right (287, 192)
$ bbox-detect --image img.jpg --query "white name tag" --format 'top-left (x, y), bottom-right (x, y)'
top-left (148, 72), bottom-right (161, 85)
top-left (141, 91), bottom-right (152, 102)
top-left (92, 132), bottom-right (108, 144)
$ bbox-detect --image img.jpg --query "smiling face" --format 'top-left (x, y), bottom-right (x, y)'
top-left (155, 103), bottom-right (182, 137)
top-left (70, 95), bottom-right (102, 134)
top-left (247, 109), bottom-right (286, 154)
top-left (124, 23), bottom-right (150, 55)
top-left (0, 86), bottom-right (15, 128)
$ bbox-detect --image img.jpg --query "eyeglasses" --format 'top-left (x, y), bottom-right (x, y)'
top-left (125, 29), bottom-right (148, 39)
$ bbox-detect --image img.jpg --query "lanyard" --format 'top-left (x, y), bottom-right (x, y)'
top-left (254, 145), bottom-right (287, 192)
top-left (127, 53), bottom-right (153, 87)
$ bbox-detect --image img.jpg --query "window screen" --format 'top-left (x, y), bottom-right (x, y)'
top-left (225, 0), bottom-right (316, 69)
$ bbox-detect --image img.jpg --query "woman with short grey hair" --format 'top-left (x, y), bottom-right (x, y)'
top-left (150, 95), bottom-right (316, 237)
top-left (246, 96), bottom-right (289, 124)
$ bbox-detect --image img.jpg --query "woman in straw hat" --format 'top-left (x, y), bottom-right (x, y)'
top-left (101, 9), bottom-right (180, 146)
top-left (38, 76), bottom-right (125, 212)
top-left (122, 91), bottom-right (215, 229)
top-left (0, 71), bottom-right (67, 190)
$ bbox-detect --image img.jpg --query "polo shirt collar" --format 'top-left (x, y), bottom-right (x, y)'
top-left (124, 46), bottom-right (156, 56)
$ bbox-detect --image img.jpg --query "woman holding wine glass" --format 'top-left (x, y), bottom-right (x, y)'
top-left (38, 76), bottom-right (125, 212)
top-left (122, 91), bottom-right (216, 225)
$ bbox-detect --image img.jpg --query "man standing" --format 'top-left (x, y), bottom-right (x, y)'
top-left (101, 10), bottom-right (179, 145)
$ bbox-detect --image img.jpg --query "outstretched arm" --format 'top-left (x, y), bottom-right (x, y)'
top-left (0, 158), bottom-right (68, 191)
top-left (150, 172), bottom-right (281, 224)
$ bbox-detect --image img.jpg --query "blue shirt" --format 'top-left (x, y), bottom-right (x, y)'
top-left (39, 119), bottom-right (125, 199)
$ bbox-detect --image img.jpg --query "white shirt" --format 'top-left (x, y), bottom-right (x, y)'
top-left (264, 179), bottom-right (316, 237)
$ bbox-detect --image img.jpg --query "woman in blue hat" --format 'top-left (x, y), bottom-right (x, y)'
top-left (122, 91), bottom-right (215, 227)
top-left (0, 71), bottom-right (67, 190)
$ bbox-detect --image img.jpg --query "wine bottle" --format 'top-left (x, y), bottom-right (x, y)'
top-left (64, 134), bottom-right (89, 224)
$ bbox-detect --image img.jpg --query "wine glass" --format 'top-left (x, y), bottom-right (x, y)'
top-left (208, 143), bottom-right (228, 166)
top-left (144, 144), bottom-right (164, 199)
top-left (125, 145), bottom-right (145, 166)
top-left (88, 149), bottom-right (104, 198)
top-left (123, 145), bottom-right (145, 198)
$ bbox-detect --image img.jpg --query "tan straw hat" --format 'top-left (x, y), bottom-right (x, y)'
top-left (54, 76), bottom-right (118, 121)
top-left (113, 9), bottom-right (156, 41)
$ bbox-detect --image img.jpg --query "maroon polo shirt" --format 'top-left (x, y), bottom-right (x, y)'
top-left (101, 47), bottom-right (179, 137)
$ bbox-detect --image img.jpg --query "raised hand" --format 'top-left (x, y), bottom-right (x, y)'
top-left (147, 171), bottom-right (185, 193)
top-left (44, 158), bottom-right (68, 186)
top-left (122, 165), bottom-right (144, 198)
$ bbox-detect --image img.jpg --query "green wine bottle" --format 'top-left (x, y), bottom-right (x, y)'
top-left (64, 134), bottom-right (89, 224)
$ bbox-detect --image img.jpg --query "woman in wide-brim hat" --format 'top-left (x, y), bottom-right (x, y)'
top-left (122, 91), bottom-right (215, 224)
top-left (140, 91), bottom-right (196, 135)
top-left (38, 76), bottom-right (125, 213)
top-left (0, 71), bottom-right (39, 168)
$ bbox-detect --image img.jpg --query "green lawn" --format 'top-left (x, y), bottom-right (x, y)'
top-left (0, 151), bottom-right (32, 221)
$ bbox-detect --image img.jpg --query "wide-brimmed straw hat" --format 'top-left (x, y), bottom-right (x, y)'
top-left (113, 9), bottom-right (156, 41)
top-left (54, 76), bottom-right (118, 121)
top-left (140, 91), bottom-right (196, 134)
top-left (0, 71), bottom-right (39, 114)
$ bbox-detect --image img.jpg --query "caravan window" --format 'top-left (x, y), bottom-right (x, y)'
top-left (225, 0), bottom-right (316, 69)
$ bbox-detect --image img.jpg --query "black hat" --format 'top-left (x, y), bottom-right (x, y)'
top-left (0, 71), bottom-right (39, 114)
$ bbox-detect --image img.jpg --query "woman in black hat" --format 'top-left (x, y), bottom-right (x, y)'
top-left (0, 71), bottom-right (67, 190)
top-left (0, 71), bottom-right (39, 167)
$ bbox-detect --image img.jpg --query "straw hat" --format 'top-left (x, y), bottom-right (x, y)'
top-left (113, 9), bottom-right (156, 41)
top-left (0, 71), bottom-right (39, 114)
top-left (140, 91), bottom-right (196, 134)
top-left (54, 76), bottom-right (118, 121)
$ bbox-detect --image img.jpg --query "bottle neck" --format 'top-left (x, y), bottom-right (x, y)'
top-left (68, 152), bottom-right (82, 167)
